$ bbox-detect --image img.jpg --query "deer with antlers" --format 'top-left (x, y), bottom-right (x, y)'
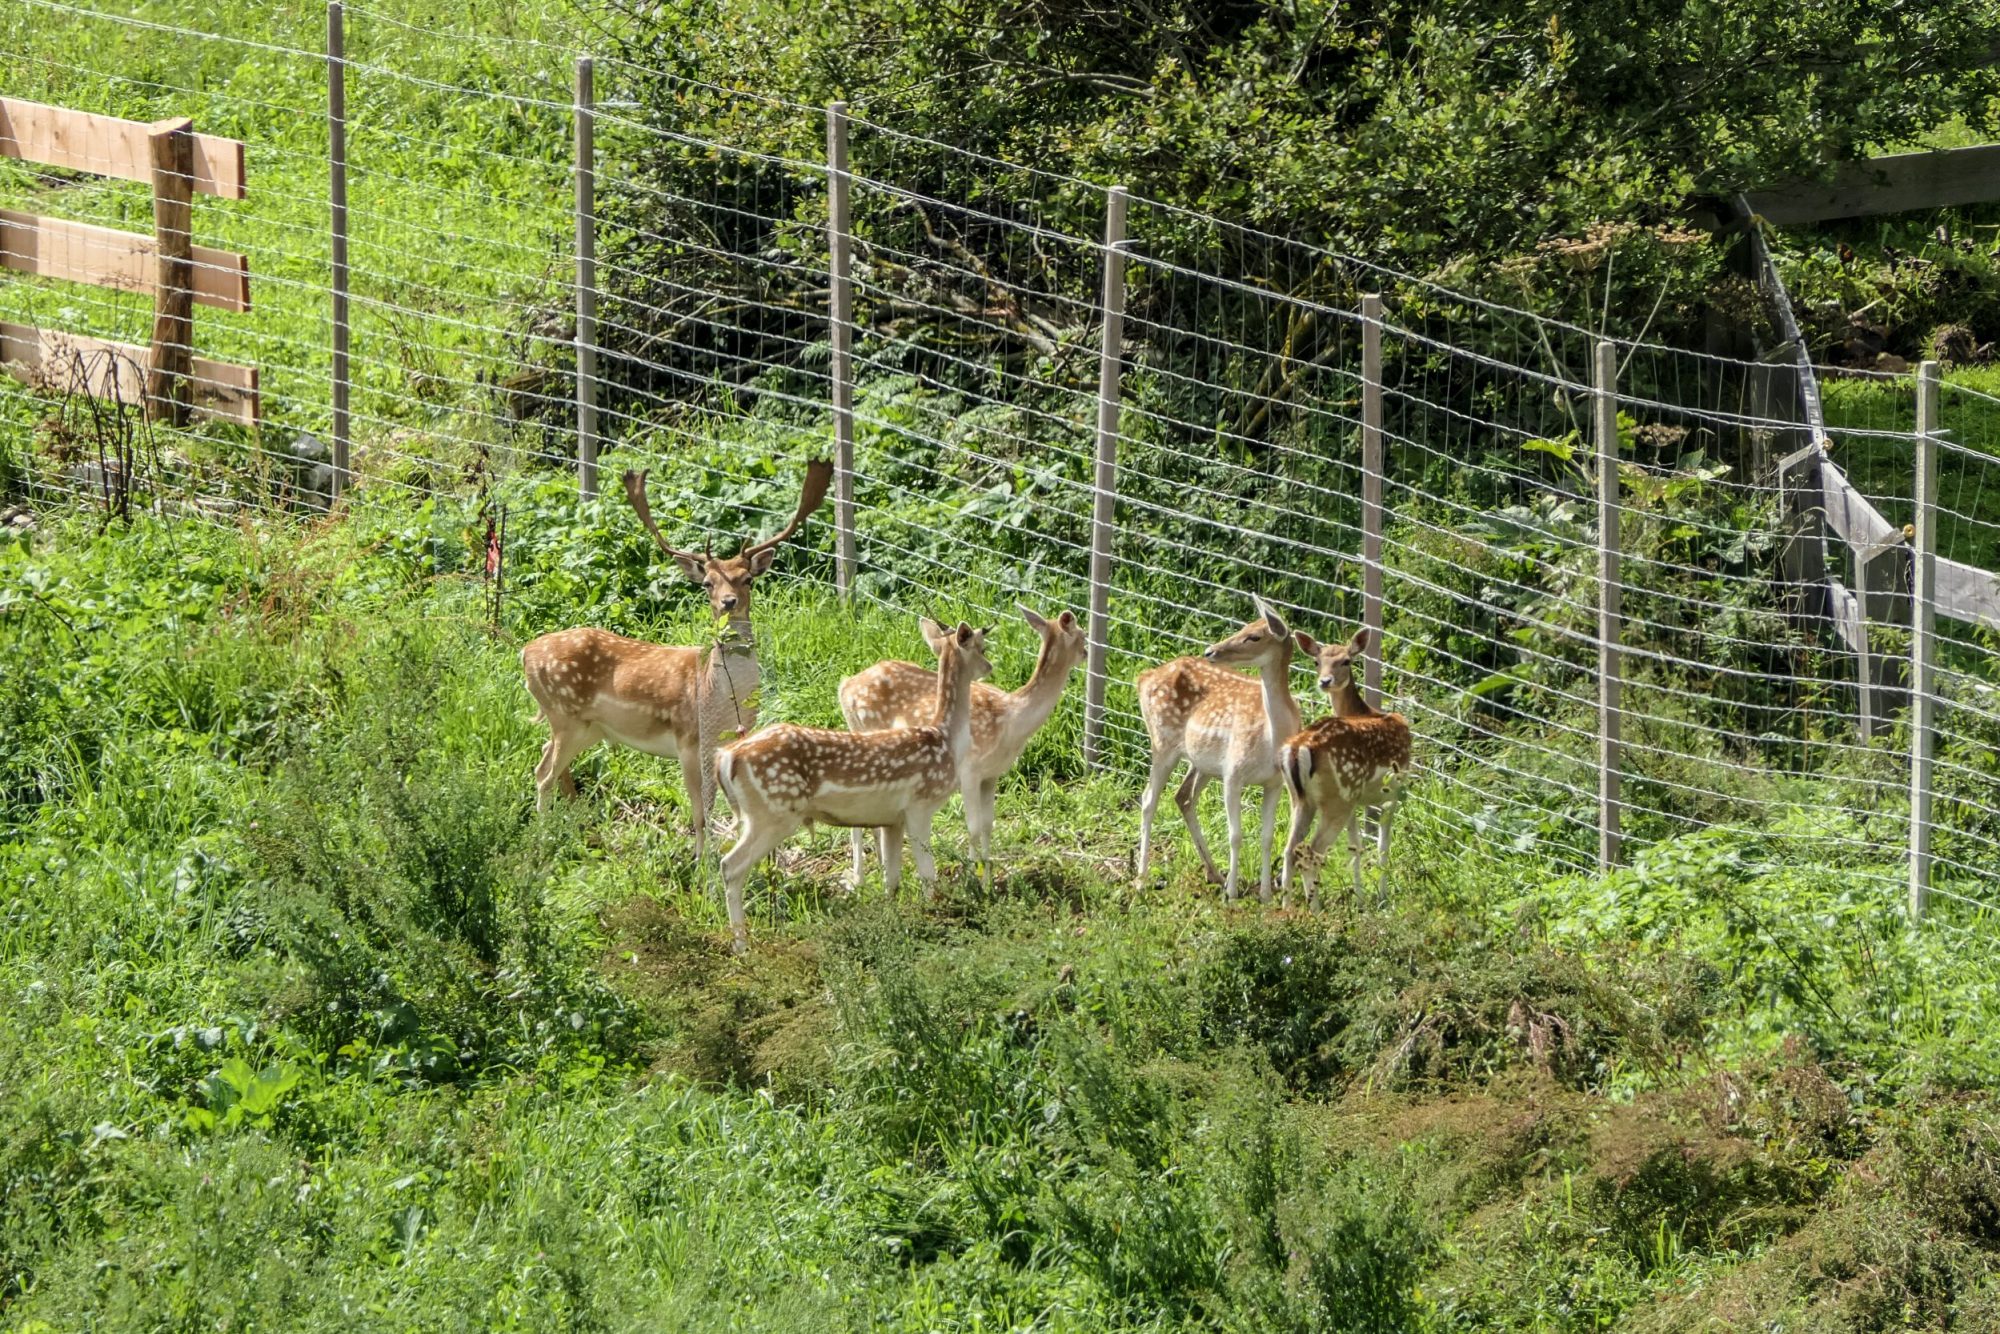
top-left (838, 604), bottom-right (1086, 890)
top-left (1279, 627), bottom-right (1412, 908)
top-left (1134, 597), bottom-right (1304, 902)
top-left (714, 621), bottom-right (992, 951)
top-left (521, 460), bottom-right (832, 870)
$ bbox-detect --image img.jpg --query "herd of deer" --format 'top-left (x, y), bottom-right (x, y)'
top-left (522, 461), bottom-right (1412, 951)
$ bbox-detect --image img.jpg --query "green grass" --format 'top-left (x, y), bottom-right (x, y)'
top-left (1821, 367), bottom-right (2000, 571)
top-left (0, 0), bottom-right (572, 493)
top-left (6, 496), bottom-right (2000, 1329)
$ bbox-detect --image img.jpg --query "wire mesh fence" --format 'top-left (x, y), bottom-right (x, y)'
top-left (6, 1), bottom-right (2000, 920)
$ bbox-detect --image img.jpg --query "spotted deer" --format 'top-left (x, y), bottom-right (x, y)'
top-left (838, 604), bottom-right (1086, 890)
top-left (1279, 627), bottom-right (1413, 907)
top-left (1134, 597), bottom-right (1304, 902)
top-left (714, 622), bottom-right (992, 951)
top-left (521, 460), bottom-right (832, 871)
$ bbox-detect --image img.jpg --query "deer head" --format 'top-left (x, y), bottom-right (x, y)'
top-left (624, 459), bottom-right (833, 622)
top-left (1204, 596), bottom-right (1292, 666)
top-left (942, 620), bottom-right (996, 687)
top-left (1015, 603), bottom-right (1086, 666)
top-left (1295, 626), bottom-right (1370, 695)
top-left (918, 604), bottom-right (1084, 674)
top-left (924, 619), bottom-right (996, 687)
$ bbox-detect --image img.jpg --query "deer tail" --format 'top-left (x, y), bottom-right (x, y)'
top-left (1281, 741), bottom-right (1310, 800)
top-left (715, 747), bottom-right (743, 814)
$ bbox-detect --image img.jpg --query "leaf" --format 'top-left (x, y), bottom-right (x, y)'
top-left (1468, 664), bottom-right (1533, 699)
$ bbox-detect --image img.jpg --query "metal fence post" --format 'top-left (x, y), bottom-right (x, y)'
top-left (574, 56), bottom-right (598, 501)
top-left (1361, 293), bottom-right (1384, 707)
top-left (327, 1), bottom-right (350, 497)
top-left (827, 102), bottom-right (856, 597)
top-left (1910, 359), bottom-right (1940, 920)
top-left (1595, 341), bottom-right (1623, 870)
top-left (1082, 185), bottom-right (1128, 770)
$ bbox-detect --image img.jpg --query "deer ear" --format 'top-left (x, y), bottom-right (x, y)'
top-left (1349, 627), bottom-right (1371, 655)
top-left (1253, 596), bottom-right (1288, 639)
top-left (1057, 610), bottom-right (1077, 631)
top-left (673, 554), bottom-right (707, 584)
top-left (919, 618), bottom-right (950, 654)
top-left (1294, 629), bottom-right (1320, 658)
top-left (955, 621), bottom-right (975, 645)
top-left (746, 546), bottom-right (778, 576)
top-left (1016, 602), bottom-right (1049, 634)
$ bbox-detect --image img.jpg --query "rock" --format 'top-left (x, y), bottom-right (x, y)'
top-left (68, 458), bottom-right (125, 494)
top-left (277, 432), bottom-right (338, 508)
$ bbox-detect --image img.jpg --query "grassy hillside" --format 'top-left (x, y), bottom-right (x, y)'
top-left (5, 493), bottom-right (2000, 1330)
top-left (8, 3), bottom-right (2000, 1327)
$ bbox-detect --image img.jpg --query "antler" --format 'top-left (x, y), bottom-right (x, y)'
top-left (741, 458), bottom-right (834, 559)
top-left (623, 469), bottom-right (708, 563)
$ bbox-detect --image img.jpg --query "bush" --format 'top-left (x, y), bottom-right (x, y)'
top-left (242, 621), bottom-right (641, 1086)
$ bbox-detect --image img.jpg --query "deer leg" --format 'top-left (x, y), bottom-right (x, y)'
top-left (533, 737), bottom-right (558, 809)
top-left (1347, 808), bottom-right (1366, 901)
top-left (1175, 770), bottom-right (1224, 886)
top-left (847, 828), bottom-right (870, 892)
top-left (1281, 788), bottom-right (1316, 909)
top-left (1135, 747), bottom-right (1179, 886)
top-left (1219, 772), bottom-right (1248, 902)
top-left (1375, 790), bottom-right (1401, 903)
top-left (878, 821), bottom-right (905, 897)
top-left (696, 748), bottom-right (720, 840)
top-left (1301, 806), bottom-right (1343, 911)
top-left (967, 778), bottom-right (998, 893)
top-left (719, 811), bottom-right (790, 954)
top-left (682, 757), bottom-right (708, 873)
top-left (907, 811), bottom-right (939, 900)
top-left (534, 724), bottom-right (597, 812)
top-left (1256, 782), bottom-right (1277, 905)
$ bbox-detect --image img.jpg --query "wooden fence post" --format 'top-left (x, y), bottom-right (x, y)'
top-left (1859, 532), bottom-right (1912, 736)
top-left (144, 117), bottom-right (194, 425)
top-left (574, 56), bottom-right (598, 501)
top-left (827, 102), bottom-right (856, 597)
top-left (1910, 359), bottom-right (1940, 920)
top-left (1776, 438), bottom-right (1830, 633)
top-left (1595, 341), bottom-right (1623, 870)
top-left (327, 1), bottom-right (350, 497)
top-left (1082, 185), bottom-right (1128, 770)
top-left (1361, 293), bottom-right (1384, 707)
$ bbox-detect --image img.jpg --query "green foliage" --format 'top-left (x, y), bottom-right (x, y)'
top-left (10, 0), bottom-right (2000, 1323)
top-left (8, 505), bottom-right (2000, 1327)
top-left (600, 0), bottom-right (2000, 273)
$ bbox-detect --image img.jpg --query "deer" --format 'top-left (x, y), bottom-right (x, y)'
top-left (1279, 627), bottom-right (1413, 908)
top-left (1134, 596), bottom-right (1304, 903)
top-left (714, 621), bottom-right (992, 951)
top-left (521, 459), bottom-right (832, 873)
top-left (837, 604), bottom-right (1087, 890)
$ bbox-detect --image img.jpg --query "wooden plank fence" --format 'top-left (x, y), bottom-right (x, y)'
top-left (0, 97), bottom-right (256, 427)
